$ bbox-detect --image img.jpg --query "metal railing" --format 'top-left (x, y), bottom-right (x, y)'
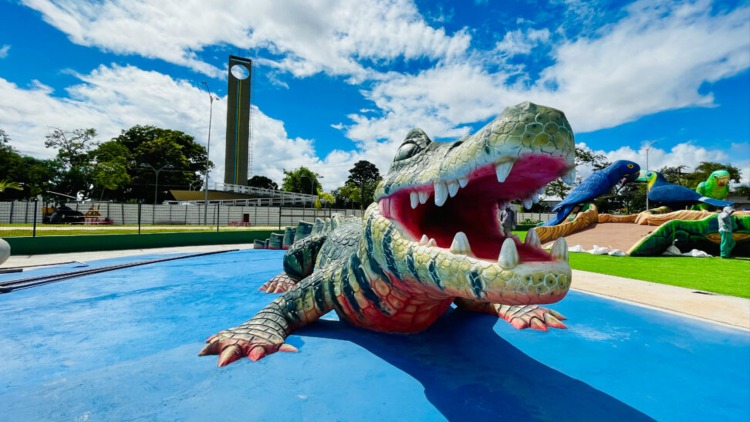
top-left (0, 200), bottom-right (363, 238)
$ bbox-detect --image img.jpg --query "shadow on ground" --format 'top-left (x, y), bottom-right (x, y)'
top-left (296, 309), bottom-right (653, 421)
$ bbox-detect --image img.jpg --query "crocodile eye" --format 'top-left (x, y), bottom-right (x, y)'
top-left (394, 142), bottom-right (420, 161)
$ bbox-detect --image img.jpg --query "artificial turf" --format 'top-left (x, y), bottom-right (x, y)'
top-left (568, 253), bottom-right (750, 298)
top-left (515, 230), bottom-right (750, 299)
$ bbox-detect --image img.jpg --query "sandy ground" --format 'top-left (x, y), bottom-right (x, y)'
top-left (549, 222), bottom-right (656, 252)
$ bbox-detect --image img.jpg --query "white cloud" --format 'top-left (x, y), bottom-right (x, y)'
top-left (342, 63), bottom-right (518, 145)
top-left (342, 0), bottom-right (749, 139)
top-left (6, 0), bottom-right (749, 193)
top-left (534, 0), bottom-right (750, 131)
top-left (0, 65), bottom-right (363, 191)
top-left (1, 65), bottom-right (746, 195)
top-left (0, 45), bottom-right (9, 58)
top-left (21, 0), bottom-right (471, 79)
top-left (494, 28), bottom-right (551, 57)
top-left (21, 0), bottom-right (749, 140)
top-left (589, 141), bottom-right (749, 184)
top-left (0, 66), bottom-right (221, 175)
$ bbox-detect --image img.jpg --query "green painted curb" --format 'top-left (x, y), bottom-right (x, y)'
top-left (4, 231), bottom-right (274, 255)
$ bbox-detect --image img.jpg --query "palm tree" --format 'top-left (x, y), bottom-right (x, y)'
top-left (0, 179), bottom-right (22, 193)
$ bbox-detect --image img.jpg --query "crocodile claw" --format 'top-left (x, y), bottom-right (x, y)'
top-left (218, 345), bottom-right (243, 367)
top-left (198, 339), bottom-right (219, 356)
top-left (200, 327), bottom-right (299, 366)
top-left (259, 273), bottom-right (297, 294)
top-left (496, 304), bottom-right (567, 331)
top-left (529, 318), bottom-right (548, 332)
top-left (543, 313), bottom-right (567, 329)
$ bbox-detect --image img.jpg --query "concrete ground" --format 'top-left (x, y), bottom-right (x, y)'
top-left (3, 244), bottom-right (749, 331)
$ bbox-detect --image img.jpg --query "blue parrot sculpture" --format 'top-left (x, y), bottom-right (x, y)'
top-left (543, 160), bottom-right (641, 226)
top-left (643, 171), bottom-right (734, 210)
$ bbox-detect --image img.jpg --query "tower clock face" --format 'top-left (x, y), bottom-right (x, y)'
top-left (230, 64), bottom-right (250, 80)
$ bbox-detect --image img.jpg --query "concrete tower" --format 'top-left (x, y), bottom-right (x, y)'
top-left (224, 56), bottom-right (252, 185)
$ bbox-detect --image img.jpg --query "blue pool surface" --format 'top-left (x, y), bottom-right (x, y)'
top-left (1, 249), bottom-right (748, 421)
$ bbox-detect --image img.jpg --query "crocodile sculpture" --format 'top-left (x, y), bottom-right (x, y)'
top-left (200, 102), bottom-right (577, 366)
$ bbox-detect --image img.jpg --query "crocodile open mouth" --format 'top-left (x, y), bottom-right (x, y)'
top-left (378, 154), bottom-right (571, 263)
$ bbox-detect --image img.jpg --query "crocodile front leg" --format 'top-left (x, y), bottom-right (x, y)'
top-left (258, 233), bottom-right (328, 294)
top-left (454, 298), bottom-right (567, 331)
top-left (201, 272), bottom-right (335, 366)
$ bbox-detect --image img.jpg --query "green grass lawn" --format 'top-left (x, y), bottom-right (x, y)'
top-left (569, 253), bottom-right (749, 298)
top-left (515, 231), bottom-right (750, 299)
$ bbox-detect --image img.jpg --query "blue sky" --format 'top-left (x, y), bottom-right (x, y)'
top-left (0, 0), bottom-right (748, 191)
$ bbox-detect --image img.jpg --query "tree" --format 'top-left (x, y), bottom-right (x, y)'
top-left (658, 165), bottom-right (689, 186)
top-left (0, 129), bottom-right (11, 151)
top-left (44, 128), bottom-right (99, 198)
top-left (0, 128), bottom-right (69, 200)
top-left (111, 125), bottom-right (208, 203)
top-left (332, 184), bottom-right (360, 208)
top-left (344, 160), bottom-right (382, 211)
top-left (90, 141), bottom-right (132, 200)
top-left (575, 146), bottom-right (609, 170)
top-left (315, 191), bottom-right (335, 209)
top-left (44, 128), bottom-right (98, 168)
top-left (686, 162), bottom-right (742, 188)
top-left (281, 167), bottom-right (320, 195)
top-left (0, 129), bottom-right (22, 183)
top-left (247, 175), bottom-right (278, 190)
top-left (733, 185), bottom-right (750, 199)
top-left (0, 180), bottom-right (23, 193)
top-left (544, 146), bottom-right (610, 204)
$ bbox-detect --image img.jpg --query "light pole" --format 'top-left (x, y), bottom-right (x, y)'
top-left (645, 141), bottom-right (658, 211)
top-left (202, 81), bottom-right (219, 225)
top-left (140, 163), bottom-right (174, 204)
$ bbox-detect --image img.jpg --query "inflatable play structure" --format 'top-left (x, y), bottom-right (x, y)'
top-left (693, 170), bottom-right (732, 211)
top-left (543, 160), bottom-right (640, 226)
top-left (200, 102), bottom-right (577, 366)
top-left (643, 171), bottom-right (734, 210)
top-left (535, 204), bottom-right (750, 257)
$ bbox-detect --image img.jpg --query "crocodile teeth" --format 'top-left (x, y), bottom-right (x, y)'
top-left (550, 237), bottom-right (569, 261)
top-left (531, 192), bottom-right (540, 203)
top-left (418, 191), bottom-right (430, 204)
top-left (447, 180), bottom-right (460, 197)
top-left (524, 228), bottom-right (541, 248)
top-left (522, 198), bottom-right (533, 209)
top-left (458, 176), bottom-right (469, 188)
top-left (562, 168), bottom-right (576, 186)
top-left (498, 238), bottom-right (520, 269)
top-left (495, 161), bottom-right (514, 183)
top-left (419, 234), bottom-right (429, 245)
top-left (434, 182), bottom-right (449, 207)
top-left (410, 192), bottom-right (419, 209)
top-left (427, 238), bottom-right (437, 247)
top-left (449, 232), bottom-right (472, 255)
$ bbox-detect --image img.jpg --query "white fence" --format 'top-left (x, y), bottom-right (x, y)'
top-left (0, 201), bottom-right (363, 228)
top-left (0, 200), bottom-right (553, 229)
